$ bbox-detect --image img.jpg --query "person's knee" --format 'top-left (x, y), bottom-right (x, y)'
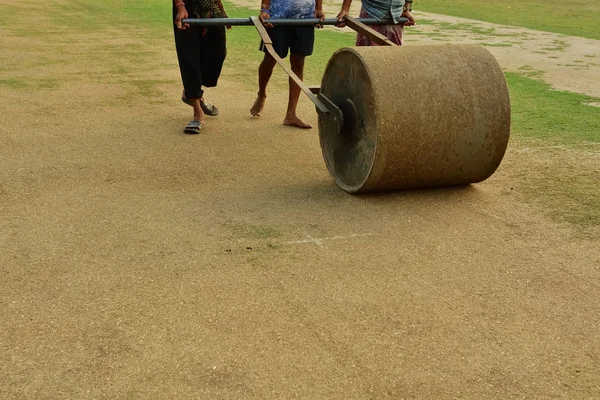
top-left (261, 53), bottom-right (278, 68)
top-left (290, 54), bottom-right (305, 70)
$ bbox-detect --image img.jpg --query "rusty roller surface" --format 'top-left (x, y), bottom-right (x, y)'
top-left (318, 45), bottom-right (511, 193)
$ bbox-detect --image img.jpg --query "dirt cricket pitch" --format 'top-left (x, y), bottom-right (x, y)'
top-left (1, 0), bottom-right (599, 398)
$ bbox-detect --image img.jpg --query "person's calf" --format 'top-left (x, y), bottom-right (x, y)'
top-left (252, 55), bottom-right (277, 116)
top-left (187, 98), bottom-right (206, 122)
top-left (258, 54), bottom-right (277, 96)
top-left (283, 55), bottom-right (309, 128)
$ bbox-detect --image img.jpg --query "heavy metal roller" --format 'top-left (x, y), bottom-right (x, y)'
top-left (184, 17), bottom-right (511, 193)
top-left (319, 45), bottom-right (510, 192)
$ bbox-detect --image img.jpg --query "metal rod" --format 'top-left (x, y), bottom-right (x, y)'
top-left (182, 17), bottom-right (407, 26)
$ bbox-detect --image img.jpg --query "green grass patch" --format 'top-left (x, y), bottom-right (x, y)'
top-left (224, 221), bottom-right (282, 239)
top-left (507, 72), bottom-right (600, 145)
top-left (551, 174), bottom-right (600, 229)
top-left (506, 74), bottom-right (600, 230)
top-left (418, 0), bottom-right (600, 40)
top-left (511, 150), bottom-right (600, 231)
top-left (481, 43), bottom-right (512, 48)
top-left (0, 78), bottom-right (28, 89)
top-left (0, 78), bottom-right (60, 90)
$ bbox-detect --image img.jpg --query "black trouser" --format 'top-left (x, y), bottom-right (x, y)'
top-left (173, 7), bottom-right (227, 99)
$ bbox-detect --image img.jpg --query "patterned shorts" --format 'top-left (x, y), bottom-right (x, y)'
top-left (355, 9), bottom-right (404, 46)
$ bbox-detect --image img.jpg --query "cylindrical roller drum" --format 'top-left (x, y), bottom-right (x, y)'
top-left (318, 45), bottom-right (510, 193)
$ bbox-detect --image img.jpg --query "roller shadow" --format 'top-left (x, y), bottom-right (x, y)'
top-left (283, 176), bottom-right (480, 200)
top-left (256, 176), bottom-right (486, 213)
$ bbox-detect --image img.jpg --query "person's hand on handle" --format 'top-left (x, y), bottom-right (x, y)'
top-left (314, 9), bottom-right (325, 29)
top-left (336, 0), bottom-right (352, 27)
top-left (259, 10), bottom-right (273, 28)
top-left (401, 9), bottom-right (415, 26)
top-left (336, 8), bottom-right (349, 27)
top-left (175, 1), bottom-right (189, 30)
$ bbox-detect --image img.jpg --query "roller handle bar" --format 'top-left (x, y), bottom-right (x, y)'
top-left (182, 17), bottom-right (408, 26)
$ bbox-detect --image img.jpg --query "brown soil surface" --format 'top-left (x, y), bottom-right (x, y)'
top-left (1, 1), bottom-right (599, 399)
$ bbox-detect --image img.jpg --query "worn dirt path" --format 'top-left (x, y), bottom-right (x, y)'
top-left (1, 1), bottom-right (599, 398)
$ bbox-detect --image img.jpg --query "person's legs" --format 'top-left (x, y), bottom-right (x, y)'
top-left (174, 27), bottom-right (204, 99)
top-left (199, 26), bottom-right (227, 88)
top-left (196, 26), bottom-right (226, 115)
top-left (189, 99), bottom-right (204, 121)
top-left (355, 9), bottom-right (404, 46)
top-left (250, 53), bottom-right (277, 116)
top-left (283, 54), bottom-right (311, 129)
top-left (173, 16), bottom-right (205, 126)
top-left (283, 26), bottom-right (314, 128)
top-left (378, 24), bottom-right (403, 46)
top-left (251, 27), bottom-right (288, 117)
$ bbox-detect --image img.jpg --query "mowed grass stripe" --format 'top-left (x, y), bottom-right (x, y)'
top-left (418, 0), bottom-right (600, 40)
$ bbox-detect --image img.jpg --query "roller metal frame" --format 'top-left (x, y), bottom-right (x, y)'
top-left (182, 16), bottom-right (406, 136)
top-left (183, 17), bottom-right (407, 27)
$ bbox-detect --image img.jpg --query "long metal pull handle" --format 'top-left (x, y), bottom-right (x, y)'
top-left (249, 16), bottom-right (330, 113)
top-left (183, 17), bottom-right (408, 26)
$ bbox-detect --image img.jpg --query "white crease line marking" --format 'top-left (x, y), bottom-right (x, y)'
top-left (285, 233), bottom-right (374, 247)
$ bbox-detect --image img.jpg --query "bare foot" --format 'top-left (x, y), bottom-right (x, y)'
top-left (283, 115), bottom-right (312, 129)
top-left (250, 95), bottom-right (266, 117)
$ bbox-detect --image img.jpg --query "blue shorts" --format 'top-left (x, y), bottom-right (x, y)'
top-left (260, 26), bottom-right (315, 58)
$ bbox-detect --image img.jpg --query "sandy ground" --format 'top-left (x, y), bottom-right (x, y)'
top-left (1, 1), bottom-right (600, 399)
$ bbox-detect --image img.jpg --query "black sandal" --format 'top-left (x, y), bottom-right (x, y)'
top-left (200, 99), bottom-right (219, 116)
top-left (183, 120), bottom-right (202, 134)
top-left (181, 91), bottom-right (219, 116)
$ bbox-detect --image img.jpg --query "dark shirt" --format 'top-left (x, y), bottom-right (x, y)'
top-left (186, 0), bottom-right (227, 18)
